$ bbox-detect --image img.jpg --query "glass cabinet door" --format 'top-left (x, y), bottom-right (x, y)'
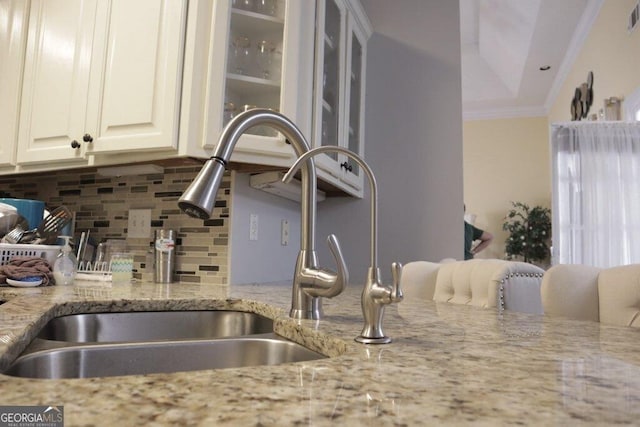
top-left (341, 17), bottom-right (365, 188)
top-left (312, 0), bottom-right (368, 195)
top-left (197, 0), bottom-right (368, 183)
top-left (226, 1), bottom-right (285, 134)
top-left (313, 0), bottom-right (347, 172)
top-left (204, 0), bottom-right (314, 163)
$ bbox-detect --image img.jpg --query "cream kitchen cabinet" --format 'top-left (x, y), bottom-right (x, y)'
top-left (202, 0), bottom-right (370, 198)
top-left (0, 0), bottom-right (28, 170)
top-left (312, 0), bottom-right (371, 197)
top-left (4, 0), bottom-right (370, 200)
top-left (8, 0), bottom-right (315, 172)
top-left (15, 0), bottom-right (186, 169)
top-left (195, 0), bottom-right (315, 168)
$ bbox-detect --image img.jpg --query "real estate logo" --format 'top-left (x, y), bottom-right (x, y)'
top-left (0, 406), bottom-right (63, 427)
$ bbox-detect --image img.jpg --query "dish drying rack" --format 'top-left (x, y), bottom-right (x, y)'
top-left (76, 260), bottom-right (112, 282)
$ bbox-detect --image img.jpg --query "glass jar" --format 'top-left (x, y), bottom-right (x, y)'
top-left (231, 36), bottom-right (251, 75)
top-left (255, 0), bottom-right (277, 16)
top-left (255, 40), bottom-right (276, 79)
top-left (237, 0), bottom-right (255, 11)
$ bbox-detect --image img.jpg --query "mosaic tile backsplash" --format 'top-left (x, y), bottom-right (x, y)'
top-left (0, 165), bottom-right (231, 284)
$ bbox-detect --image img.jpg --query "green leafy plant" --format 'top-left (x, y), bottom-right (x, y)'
top-left (502, 201), bottom-right (551, 263)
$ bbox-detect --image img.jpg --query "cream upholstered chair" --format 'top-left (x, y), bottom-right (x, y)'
top-left (540, 264), bottom-right (601, 322)
top-left (400, 259), bottom-right (545, 314)
top-left (401, 261), bottom-right (441, 300)
top-left (541, 263), bottom-right (640, 327)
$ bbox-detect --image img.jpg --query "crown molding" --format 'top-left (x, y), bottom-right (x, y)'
top-left (463, 105), bottom-right (547, 121)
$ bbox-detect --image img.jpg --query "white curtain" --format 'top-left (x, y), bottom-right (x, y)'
top-left (551, 122), bottom-right (640, 268)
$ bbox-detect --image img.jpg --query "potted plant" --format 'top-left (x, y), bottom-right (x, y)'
top-left (502, 201), bottom-right (551, 264)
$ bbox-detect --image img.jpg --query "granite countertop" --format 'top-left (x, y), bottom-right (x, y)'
top-left (0, 281), bottom-right (639, 425)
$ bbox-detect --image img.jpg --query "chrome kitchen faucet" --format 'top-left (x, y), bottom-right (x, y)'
top-left (283, 146), bottom-right (403, 344)
top-left (178, 109), bottom-right (348, 320)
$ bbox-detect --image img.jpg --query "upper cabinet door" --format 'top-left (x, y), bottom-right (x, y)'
top-left (17, 0), bottom-right (98, 165)
top-left (0, 0), bottom-right (29, 168)
top-left (16, 0), bottom-right (187, 165)
top-left (340, 15), bottom-right (367, 190)
top-left (86, 0), bottom-right (187, 155)
top-left (312, 0), bottom-right (347, 176)
top-left (312, 0), bottom-right (370, 196)
top-left (202, 0), bottom-right (315, 167)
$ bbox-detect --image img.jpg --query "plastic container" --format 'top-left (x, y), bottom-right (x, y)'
top-left (53, 236), bottom-right (77, 285)
top-left (0, 198), bottom-right (45, 230)
top-left (0, 244), bottom-right (61, 266)
top-left (110, 252), bottom-right (133, 284)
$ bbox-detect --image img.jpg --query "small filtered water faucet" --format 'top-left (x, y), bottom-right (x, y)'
top-left (178, 109), bottom-right (348, 320)
top-left (283, 146), bottom-right (403, 344)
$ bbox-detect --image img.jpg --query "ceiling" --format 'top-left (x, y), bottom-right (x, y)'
top-left (360, 0), bottom-right (604, 120)
top-left (460, 0), bottom-right (603, 120)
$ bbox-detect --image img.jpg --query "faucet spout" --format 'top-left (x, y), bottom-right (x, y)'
top-left (284, 146), bottom-right (403, 343)
top-left (179, 109), bottom-right (348, 320)
top-left (179, 108), bottom-right (316, 252)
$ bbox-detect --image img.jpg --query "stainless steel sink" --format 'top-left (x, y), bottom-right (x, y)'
top-left (4, 309), bottom-right (328, 379)
top-left (4, 334), bottom-right (326, 379)
top-left (37, 310), bottom-right (273, 342)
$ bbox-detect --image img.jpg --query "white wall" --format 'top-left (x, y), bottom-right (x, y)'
top-left (548, 0), bottom-right (640, 121)
top-left (229, 171), bottom-right (301, 284)
top-left (317, 0), bottom-right (464, 284)
top-left (463, 116), bottom-right (551, 261)
top-left (231, 0), bottom-right (464, 286)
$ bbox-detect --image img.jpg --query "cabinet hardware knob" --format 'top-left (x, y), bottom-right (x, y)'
top-left (340, 162), bottom-right (353, 172)
top-left (71, 140), bottom-right (81, 149)
top-left (83, 133), bottom-right (93, 143)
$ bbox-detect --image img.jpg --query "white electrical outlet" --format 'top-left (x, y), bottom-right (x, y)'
top-left (249, 214), bottom-right (259, 241)
top-left (281, 219), bottom-right (289, 246)
top-left (128, 209), bottom-right (151, 238)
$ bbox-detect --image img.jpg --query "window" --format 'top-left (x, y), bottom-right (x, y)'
top-left (551, 122), bottom-right (640, 267)
top-left (625, 85), bottom-right (640, 122)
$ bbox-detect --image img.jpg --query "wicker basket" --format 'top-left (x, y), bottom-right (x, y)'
top-left (0, 243), bottom-right (61, 266)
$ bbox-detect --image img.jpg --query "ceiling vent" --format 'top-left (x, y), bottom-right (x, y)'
top-left (629, 0), bottom-right (639, 33)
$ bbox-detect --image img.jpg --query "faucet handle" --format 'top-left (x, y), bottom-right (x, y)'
top-left (324, 234), bottom-right (348, 297)
top-left (304, 234), bottom-right (349, 298)
top-left (390, 262), bottom-right (403, 302)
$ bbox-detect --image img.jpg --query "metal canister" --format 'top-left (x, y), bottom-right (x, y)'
top-left (154, 229), bottom-right (175, 283)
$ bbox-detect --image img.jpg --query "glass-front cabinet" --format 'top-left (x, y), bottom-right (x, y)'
top-left (315, 0), bottom-right (346, 167)
top-left (312, 0), bottom-right (371, 197)
top-left (203, 0), bottom-right (315, 167)
top-left (342, 15), bottom-right (367, 190)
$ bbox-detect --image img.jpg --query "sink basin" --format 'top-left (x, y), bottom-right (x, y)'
top-left (5, 309), bottom-right (329, 379)
top-left (4, 334), bottom-right (326, 379)
top-left (37, 310), bottom-right (273, 342)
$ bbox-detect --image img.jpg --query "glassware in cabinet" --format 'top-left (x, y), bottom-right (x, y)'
top-left (225, 1), bottom-right (285, 137)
